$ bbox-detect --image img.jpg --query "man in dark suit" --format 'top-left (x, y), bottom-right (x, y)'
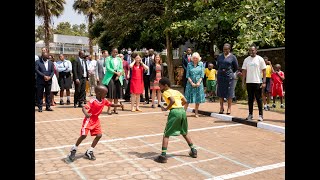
top-left (124, 51), bottom-right (134, 102)
top-left (182, 47), bottom-right (192, 93)
top-left (142, 50), bottom-right (152, 104)
top-left (72, 50), bottom-right (89, 108)
top-left (35, 52), bottom-right (54, 112)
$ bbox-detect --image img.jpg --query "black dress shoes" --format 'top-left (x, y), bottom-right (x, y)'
top-left (38, 109), bottom-right (42, 112)
top-left (46, 108), bottom-right (53, 111)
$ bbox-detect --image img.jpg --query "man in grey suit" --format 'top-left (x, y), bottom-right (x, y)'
top-left (96, 50), bottom-right (109, 85)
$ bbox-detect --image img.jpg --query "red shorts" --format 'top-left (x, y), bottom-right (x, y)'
top-left (80, 117), bottom-right (102, 136)
top-left (272, 83), bottom-right (283, 97)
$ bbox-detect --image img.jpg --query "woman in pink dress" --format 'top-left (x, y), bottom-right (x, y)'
top-left (129, 54), bottom-right (149, 112)
top-left (150, 54), bottom-right (164, 108)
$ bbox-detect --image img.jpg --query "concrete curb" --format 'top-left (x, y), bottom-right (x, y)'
top-left (187, 107), bottom-right (284, 134)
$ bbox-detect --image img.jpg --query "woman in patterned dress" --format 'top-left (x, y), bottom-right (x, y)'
top-left (150, 54), bottom-right (164, 108)
top-left (184, 52), bottom-right (205, 118)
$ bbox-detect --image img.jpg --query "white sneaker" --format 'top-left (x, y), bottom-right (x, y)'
top-left (246, 114), bottom-right (253, 120)
top-left (258, 115), bottom-right (263, 121)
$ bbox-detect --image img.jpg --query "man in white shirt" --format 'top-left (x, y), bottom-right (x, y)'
top-left (242, 45), bottom-right (266, 121)
top-left (56, 54), bottom-right (73, 105)
top-left (86, 55), bottom-right (98, 96)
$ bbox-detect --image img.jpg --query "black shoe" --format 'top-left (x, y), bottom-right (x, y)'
top-left (154, 155), bottom-right (167, 163)
top-left (74, 104), bottom-right (77, 108)
top-left (85, 150), bottom-right (96, 160)
top-left (68, 150), bottom-right (77, 162)
top-left (38, 109), bottom-right (42, 112)
top-left (146, 101), bottom-right (149, 104)
top-left (66, 100), bottom-right (70, 105)
top-left (189, 148), bottom-right (197, 158)
top-left (83, 101), bottom-right (87, 104)
top-left (157, 104), bottom-right (161, 107)
top-left (60, 100), bottom-right (64, 105)
top-left (78, 104), bottom-right (83, 107)
top-left (46, 108), bottom-right (53, 111)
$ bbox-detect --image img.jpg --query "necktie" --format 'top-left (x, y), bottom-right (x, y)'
top-left (188, 55), bottom-right (191, 62)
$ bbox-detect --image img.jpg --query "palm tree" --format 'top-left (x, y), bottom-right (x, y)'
top-left (35, 0), bottom-right (66, 51)
top-left (73, 0), bottom-right (101, 56)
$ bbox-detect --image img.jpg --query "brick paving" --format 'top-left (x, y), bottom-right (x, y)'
top-left (36, 96), bottom-right (285, 179)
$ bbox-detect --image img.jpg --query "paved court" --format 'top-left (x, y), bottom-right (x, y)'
top-left (35, 98), bottom-right (285, 180)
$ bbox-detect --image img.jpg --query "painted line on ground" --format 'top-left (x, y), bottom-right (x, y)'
top-left (57, 149), bottom-right (87, 180)
top-left (107, 143), bottom-right (157, 179)
top-left (35, 140), bottom-right (180, 163)
top-left (35, 124), bottom-right (242, 152)
top-left (35, 111), bottom-right (165, 124)
top-left (106, 157), bottom-right (223, 180)
top-left (188, 107), bottom-right (285, 134)
top-left (205, 162), bottom-right (285, 180)
top-left (35, 149), bottom-right (190, 176)
top-left (171, 137), bottom-right (253, 169)
top-left (137, 138), bottom-right (215, 178)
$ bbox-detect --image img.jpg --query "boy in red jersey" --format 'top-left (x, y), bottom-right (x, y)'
top-left (68, 85), bottom-right (124, 162)
top-left (271, 64), bottom-right (285, 108)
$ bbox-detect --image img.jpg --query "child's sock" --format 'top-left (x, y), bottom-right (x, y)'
top-left (161, 147), bottom-right (167, 156)
top-left (67, 96), bottom-right (70, 101)
top-left (71, 145), bottom-right (78, 151)
top-left (88, 147), bottom-right (94, 152)
top-left (188, 143), bottom-right (195, 150)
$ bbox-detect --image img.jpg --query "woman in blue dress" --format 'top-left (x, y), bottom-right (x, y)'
top-left (216, 43), bottom-right (239, 115)
top-left (184, 52), bottom-right (205, 118)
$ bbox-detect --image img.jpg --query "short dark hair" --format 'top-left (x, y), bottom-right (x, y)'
top-left (131, 52), bottom-right (138, 59)
top-left (159, 77), bottom-right (171, 87)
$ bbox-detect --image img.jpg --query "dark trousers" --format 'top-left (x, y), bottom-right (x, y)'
top-left (246, 83), bottom-right (263, 116)
top-left (124, 78), bottom-right (131, 100)
top-left (74, 78), bottom-right (87, 105)
top-left (37, 83), bottom-right (51, 109)
top-left (143, 75), bottom-right (150, 102)
top-left (182, 71), bottom-right (187, 94)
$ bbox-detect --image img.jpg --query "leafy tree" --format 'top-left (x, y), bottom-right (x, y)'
top-left (35, 0), bottom-right (66, 50)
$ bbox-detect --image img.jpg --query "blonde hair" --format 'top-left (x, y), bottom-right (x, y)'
top-left (192, 52), bottom-right (201, 61)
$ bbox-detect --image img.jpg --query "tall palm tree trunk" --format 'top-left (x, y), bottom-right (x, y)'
top-left (88, 13), bottom-right (93, 56)
top-left (44, 15), bottom-right (51, 52)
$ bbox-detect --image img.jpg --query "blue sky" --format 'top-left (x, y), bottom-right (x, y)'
top-left (35, 0), bottom-right (87, 27)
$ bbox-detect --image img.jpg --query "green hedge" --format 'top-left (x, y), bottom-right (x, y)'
top-left (235, 77), bottom-right (247, 100)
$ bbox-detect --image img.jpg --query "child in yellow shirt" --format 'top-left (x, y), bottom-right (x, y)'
top-left (204, 63), bottom-right (217, 102)
top-left (154, 77), bottom-right (197, 163)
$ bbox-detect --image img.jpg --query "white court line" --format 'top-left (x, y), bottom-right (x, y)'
top-left (35, 124), bottom-right (242, 152)
top-left (35, 111), bottom-right (165, 124)
top-left (57, 149), bottom-right (87, 180)
top-left (35, 140), bottom-right (180, 163)
top-left (107, 143), bottom-right (157, 179)
top-left (106, 157), bottom-right (222, 180)
top-left (205, 162), bottom-right (285, 180)
top-left (171, 137), bottom-right (253, 169)
top-left (137, 138), bottom-right (215, 178)
top-left (35, 149), bottom-right (190, 176)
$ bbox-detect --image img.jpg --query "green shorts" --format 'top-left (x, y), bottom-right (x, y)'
top-left (164, 108), bottom-right (188, 136)
top-left (206, 80), bottom-right (216, 92)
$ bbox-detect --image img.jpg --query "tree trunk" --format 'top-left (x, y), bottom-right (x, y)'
top-left (44, 15), bottom-right (50, 52)
top-left (166, 31), bottom-right (175, 85)
top-left (209, 33), bottom-right (215, 59)
top-left (88, 13), bottom-right (93, 56)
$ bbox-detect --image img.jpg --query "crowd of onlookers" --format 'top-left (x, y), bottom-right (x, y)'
top-left (35, 44), bottom-right (284, 121)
